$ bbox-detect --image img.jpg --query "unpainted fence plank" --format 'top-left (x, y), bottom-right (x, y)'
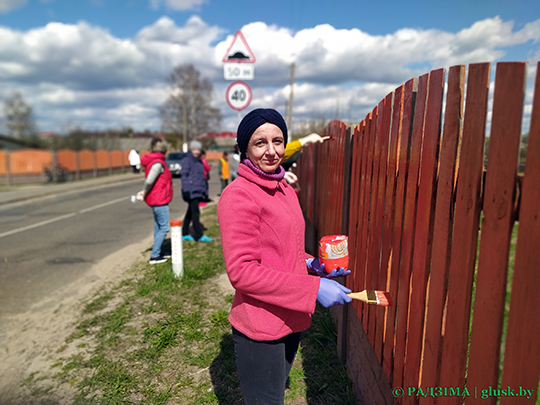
top-left (402, 68), bottom-right (445, 405)
top-left (393, 74), bottom-right (427, 392)
top-left (438, 62), bottom-right (491, 402)
top-left (499, 61), bottom-right (540, 405)
top-left (420, 65), bottom-right (465, 397)
top-left (466, 62), bottom-right (528, 405)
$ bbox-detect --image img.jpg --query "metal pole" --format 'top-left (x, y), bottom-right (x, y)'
top-left (288, 62), bottom-right (295, 131)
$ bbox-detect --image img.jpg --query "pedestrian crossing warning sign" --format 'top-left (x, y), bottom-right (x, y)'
top-left (222, 30), bottom-right (256, 63)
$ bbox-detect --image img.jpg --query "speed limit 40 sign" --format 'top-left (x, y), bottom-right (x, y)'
top-left (225, 81), bottom-right (252, 111)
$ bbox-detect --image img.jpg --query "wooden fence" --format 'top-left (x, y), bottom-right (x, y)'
top-left (296, 61), bottom-right (539, 405)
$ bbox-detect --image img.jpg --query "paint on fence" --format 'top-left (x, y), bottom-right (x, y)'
top-left (296, 61), bottom-right (540, 405)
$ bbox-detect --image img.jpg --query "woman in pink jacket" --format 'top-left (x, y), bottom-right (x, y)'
top-left (217, 108), bottom-right (351, 404)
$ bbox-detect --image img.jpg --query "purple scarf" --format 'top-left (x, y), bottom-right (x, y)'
top-left (243, 159), bottom-right (285, 181)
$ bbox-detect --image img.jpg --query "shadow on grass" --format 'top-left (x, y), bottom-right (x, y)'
top-left (300, 307), bottom-right (356, 405)
top-left (209, 333), bottom-right (243, 405)
top-left (209, 307), bottom-right (355, 405)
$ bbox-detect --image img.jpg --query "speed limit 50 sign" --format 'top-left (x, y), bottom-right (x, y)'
top-left (225, 81), bottom-right (252, 111)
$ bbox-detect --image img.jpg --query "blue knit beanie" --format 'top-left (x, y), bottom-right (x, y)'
top-left (236, 108), bottom-right (288, 158)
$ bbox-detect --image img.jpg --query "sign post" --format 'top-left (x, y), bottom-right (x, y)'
top-left (223, 31), bottom-right (255, 113)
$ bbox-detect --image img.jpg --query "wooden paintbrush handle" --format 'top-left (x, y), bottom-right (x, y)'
top-left (347, 290), bottom-right (378, 304)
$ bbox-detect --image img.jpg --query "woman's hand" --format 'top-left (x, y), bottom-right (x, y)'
top-left (299, 133), bottom-right (331, 146)
top-left (307, 258), bottom-right (351, 278)
top-left (316, 278), bottom-right (352, 307)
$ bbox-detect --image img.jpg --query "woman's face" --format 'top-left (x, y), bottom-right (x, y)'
top-left (246, 123), bottom-right (285, 173)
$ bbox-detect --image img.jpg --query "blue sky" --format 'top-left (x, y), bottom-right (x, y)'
top-left (0, 0), bottom-right (539, 135)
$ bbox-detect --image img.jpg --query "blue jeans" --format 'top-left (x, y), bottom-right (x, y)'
top-left (151, 204), bottom-right (170, 258)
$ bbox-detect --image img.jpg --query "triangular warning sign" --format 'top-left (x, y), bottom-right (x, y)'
top-left (222, 30), bottom-right (256, 63)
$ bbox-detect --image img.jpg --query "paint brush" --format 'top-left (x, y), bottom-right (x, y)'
top-left (347, 290), bottom-right (392, 306)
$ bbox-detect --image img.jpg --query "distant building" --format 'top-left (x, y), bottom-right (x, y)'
top-left (198, 131), bottom-right (236, 151)
top-left (0, 134), bottom-right (36, 150)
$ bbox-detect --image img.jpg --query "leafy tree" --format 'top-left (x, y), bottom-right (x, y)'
top-left (4, 91), bottom-right (38, 139)
top-left (159, 64), bottom-right (222, 149)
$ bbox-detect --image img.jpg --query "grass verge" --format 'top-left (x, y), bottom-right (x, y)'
top-left (27, 205), bottom-right (355, 405)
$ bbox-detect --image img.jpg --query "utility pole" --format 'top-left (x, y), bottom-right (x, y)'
top-left (182, 98), bottom-right (187, 152)
top-left (288, 62), bottom-right (295, 131)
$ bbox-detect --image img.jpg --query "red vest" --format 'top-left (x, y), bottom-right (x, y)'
top-left (142, 152), bottom-right (173, 206)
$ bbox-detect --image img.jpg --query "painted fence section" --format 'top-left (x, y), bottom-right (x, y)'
top-left (296, 61), bottom-right (540, 404)
top-left (0, 149), bottom-right (146, 184)
top-left (0, 149), bottom-right (225, 185)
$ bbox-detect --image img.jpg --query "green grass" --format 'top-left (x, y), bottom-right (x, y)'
top-left (26, 205), bottom-right (354, 405)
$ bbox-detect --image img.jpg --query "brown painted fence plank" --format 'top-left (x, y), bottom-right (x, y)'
top-left (354, 119), bottom-right (371, 317)
top-left (499, 61), bottom-right (540, 405)
top-left (466, 62), bottom-right (528, 405)
top-left (366, 97), bottom-right (388, 347)
top-left (347, 123), bottom-right (361, 294)
top-left (403, 68), bottom-right (445, 405)
top-left (383, 82), bottom-right (408, 381)
top-left (420, 65), bottom-right (465, 397)
top-left (373, 93), bottom-right (393, 360)
top-left (333, 121), bottom-right (347, 234)
top-left (348, 122), bottom-right (365, 308)
top-left (377, 90), bottom-right (400, 366)
top-left (438, 62), bottom-right (491, 402)
top-left (393, 74), bottom-right (427, 392)
top-left (362, 107), bottom-right (379, 332)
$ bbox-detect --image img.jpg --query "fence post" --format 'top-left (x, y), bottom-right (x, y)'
top-left (93, 151), bottom-right (97, 178)
top-left (52, 149), bottom-right (58, 172)
top-left (5, 150), bottom-right (13, 186)
top-left (108, 150), bottom-right (113, 176)
top-left (75, 150), bottom-right (81, 180)
top-left (337, 125), bottom-right (354, 363)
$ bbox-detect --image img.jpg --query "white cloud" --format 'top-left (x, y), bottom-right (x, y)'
top-left (149, 0), bottom-right (208, 11)
top-left (0, 0), bottom-right (26, 13)
top-left (0, 15), bottom-right (538, 134)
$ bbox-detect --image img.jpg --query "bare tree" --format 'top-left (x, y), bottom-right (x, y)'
top-left (4, 91), bottom-right (38, 138)
top-left (159, 64), bottom-right (222, 149)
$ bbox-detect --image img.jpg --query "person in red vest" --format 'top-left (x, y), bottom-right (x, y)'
top-left (136, 137), bottom-right (173, 264)
top-left (199, 150), bottom-right (212, 207)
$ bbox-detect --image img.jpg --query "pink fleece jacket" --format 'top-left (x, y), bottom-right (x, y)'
top-left (217, 163), bottom-right (321, 341)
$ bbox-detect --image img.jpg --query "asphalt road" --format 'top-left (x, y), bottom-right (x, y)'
top-left (0, 169), bottom-right (221, 328)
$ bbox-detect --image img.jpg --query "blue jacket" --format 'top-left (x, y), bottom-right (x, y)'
top-left (180, 151), bottom-right (208, 200)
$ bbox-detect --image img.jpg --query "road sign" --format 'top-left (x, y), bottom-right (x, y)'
top-left (222, 30), bottom-right (256, 63)
top-left (224, 63), bottom-right (254, 80)
top-left (225, 81), bottom-right (252, 111)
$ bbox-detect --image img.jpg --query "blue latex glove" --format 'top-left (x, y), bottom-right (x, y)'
top-left (316, 278), bottom-right (352, 307)
top-left (307, 258), bottom-right (351, 278)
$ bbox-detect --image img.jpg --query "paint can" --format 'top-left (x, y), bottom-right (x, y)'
top-left (318, 235), bottom-right (349, 273)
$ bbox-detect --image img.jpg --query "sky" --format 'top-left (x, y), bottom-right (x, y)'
top-left (0, 0), bottom-right (539, 137)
